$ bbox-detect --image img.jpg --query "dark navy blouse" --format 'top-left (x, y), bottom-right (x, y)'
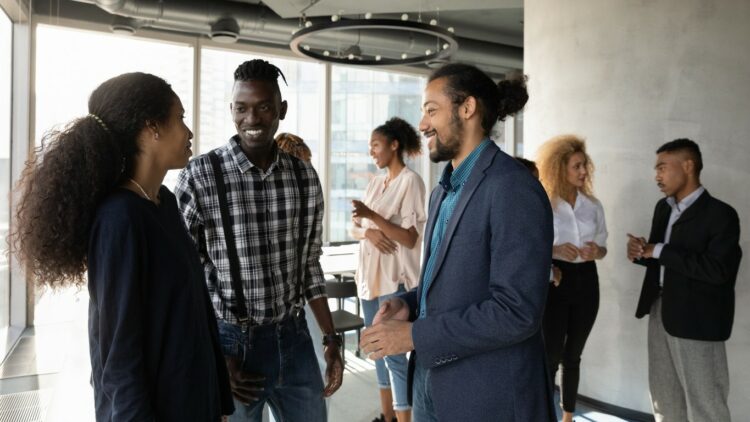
top-left (87, 187), bottom-right (234, 421)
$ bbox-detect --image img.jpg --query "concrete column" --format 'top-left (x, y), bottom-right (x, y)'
top-left (524, 0), bottom-right (750, 417)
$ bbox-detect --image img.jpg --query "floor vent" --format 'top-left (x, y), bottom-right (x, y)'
top-left (0, 389), bottom-right (53, 422)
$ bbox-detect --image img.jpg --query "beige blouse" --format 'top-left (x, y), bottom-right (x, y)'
top-left (350, 167), bottom-right (426, 300)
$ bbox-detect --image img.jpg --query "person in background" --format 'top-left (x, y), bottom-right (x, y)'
top-left (627, 138), bottom-right (741, 422)
top-left (275, 132), bottom-right (312, 163)
top-left (10, 72), bottom-right (234, 421)
top-left (536, 134), bottom-right (607, 422)
top-left (516, 156), bottom-right (561, 286)
top-left (350, 117), bottom-right (426, 422)
top-left (175, 59), bottom-right (343, 422)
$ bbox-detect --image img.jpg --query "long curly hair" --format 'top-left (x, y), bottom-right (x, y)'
top-left (10, 72), bottom-right (177, 289)
top-left (373, 117), bottom-right (422, 161)
top-left (536, 134), bottom-right (595, 206)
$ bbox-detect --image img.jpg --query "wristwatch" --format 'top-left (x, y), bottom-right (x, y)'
top-left (322, 333), bottom-right (343, 348)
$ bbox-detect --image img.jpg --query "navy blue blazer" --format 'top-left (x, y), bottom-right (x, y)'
top-left (402, 143), bottom-right (556, 421)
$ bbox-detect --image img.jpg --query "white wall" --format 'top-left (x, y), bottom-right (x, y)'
top-left (524, 0), bottom-right (750, 417)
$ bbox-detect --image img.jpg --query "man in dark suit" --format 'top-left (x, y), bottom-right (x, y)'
top-left (360, 63), bottom-right (556, 421)
top-left (627, 138), bottom-right (741, 421)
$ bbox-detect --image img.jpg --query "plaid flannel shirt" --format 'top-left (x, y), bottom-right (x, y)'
top-left (175, 136), bottom-right (326, 325)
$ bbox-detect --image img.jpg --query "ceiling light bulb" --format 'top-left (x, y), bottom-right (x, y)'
top-left (443, 43), bottom-right (450, 50)
top-left (401, 53), bottom-right (408, 59)
top-left (430, 19), bottom-right (437, 26)
top-left (305, 21), bottom-right (313, 28)
top-left (425, 49), bottom-right (432, 55)
top-left (348, 53), bottom-right (354, 60)
top-left (365, 12), bottom-right (372, 19)
top-left (447, 27), bottom-right (455, 33)
top-left (303, 45), bottom-right (310, 51)
top-left (331, 15), bottom-right (339, 22)
top-left (323, 50), bottom-right (330, 56)
top-left (375, 55), bottom-right (381, 61)
top-left (401, 14), bottom-right (409, 21)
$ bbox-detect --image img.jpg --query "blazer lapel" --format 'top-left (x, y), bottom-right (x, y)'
top-left (672, 190), bottom-right (709, 227)
top-left (423, 143), bottom-right (498, 298)
top-left (417, 187), bottom-right (447, 302)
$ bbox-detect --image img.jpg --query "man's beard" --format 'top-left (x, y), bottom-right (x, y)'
top-left (429, 108), bottom-right (463, 163)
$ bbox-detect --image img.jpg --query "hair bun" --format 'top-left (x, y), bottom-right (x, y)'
top-left (497, 75), bottom-right (529, 120)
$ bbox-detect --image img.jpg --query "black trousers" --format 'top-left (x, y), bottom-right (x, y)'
top-left (542, 259), bottom-right (600, 412)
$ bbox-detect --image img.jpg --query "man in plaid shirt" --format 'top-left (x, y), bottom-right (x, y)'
top-left (175, 59), bottom-right (343, 421)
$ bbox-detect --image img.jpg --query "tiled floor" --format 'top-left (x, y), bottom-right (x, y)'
top-left (0, 289), bottom-right (641, 421)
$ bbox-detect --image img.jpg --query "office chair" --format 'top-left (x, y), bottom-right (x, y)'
top-left (325, 279), bottom-right (365, 363)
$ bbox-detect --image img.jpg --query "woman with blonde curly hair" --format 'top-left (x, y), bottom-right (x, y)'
top-left (536, 134), bottom-right (608, 422)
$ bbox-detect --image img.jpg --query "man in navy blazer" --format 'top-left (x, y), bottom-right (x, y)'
top-left (361, 63), bottom-right (556, 421)
top-left (627, 139), bottom-right (741, 421)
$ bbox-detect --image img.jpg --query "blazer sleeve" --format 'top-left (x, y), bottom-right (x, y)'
top-left (633, 201), bottom-right (664, 267)
top-left (411, 174), bottom-right (553, 367)
top-left (659, 203), bottom-right (741, 285)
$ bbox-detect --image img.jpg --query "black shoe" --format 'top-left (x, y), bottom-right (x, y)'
top-left (371, 414), bottom-right (385, 422)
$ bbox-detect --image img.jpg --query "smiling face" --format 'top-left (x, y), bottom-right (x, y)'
top-left (230, 79), bottom-right (287, 154)
top-left (419, 77), bottom-right (464, 163)
top-left (156, 95), bottom-right (193, 170)
top-left (369, 131), bottom-right (398, 169)
top-left (565, 151), bottom-right (588, 189)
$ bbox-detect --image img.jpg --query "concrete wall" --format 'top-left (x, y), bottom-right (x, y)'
top-left (524, 0), bottom-right (750, 417)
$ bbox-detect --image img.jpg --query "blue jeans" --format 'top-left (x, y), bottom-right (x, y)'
top-left (412, 359), bottom-right (438, 422)
top-left (218, 312), bottom-right (326, 422)
top-left (361, 287), bottom-right (411, 411)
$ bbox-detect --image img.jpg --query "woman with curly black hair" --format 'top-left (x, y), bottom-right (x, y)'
top-left (11, 72), bottom-right (234, 421)
top-left (350, 117), bottom-right (426, 422)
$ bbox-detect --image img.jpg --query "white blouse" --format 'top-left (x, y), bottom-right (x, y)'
top-left (552, 192), bottom-right (608, 264)
top-left (350, 167), bottom-right (426, 300)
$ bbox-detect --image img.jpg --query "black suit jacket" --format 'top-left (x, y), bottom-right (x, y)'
top-left (634, 189), bottom-right (742, 341)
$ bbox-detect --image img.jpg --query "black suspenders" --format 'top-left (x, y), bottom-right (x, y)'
top-left (208, 151), bottom-right (308, 331)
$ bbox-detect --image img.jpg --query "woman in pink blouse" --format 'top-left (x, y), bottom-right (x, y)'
top-left (350, 117), bottom-right (426, 422)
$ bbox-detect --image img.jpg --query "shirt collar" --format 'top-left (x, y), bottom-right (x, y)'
top-left (439, 139), bottom-right (491, 192)
top-left (666, 185), bottom-right (705, 212)
top-left (227, 135), bottom-right (284, 174)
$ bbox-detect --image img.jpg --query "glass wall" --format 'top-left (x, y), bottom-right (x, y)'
top-left (199, 48), bottom-right (325, 170)
top-left (0, 7), bottom-right (12, 331)
top-left (328, 67), bottom-right (426, 242)
top-left (35, 25), bottom-right (194, 189)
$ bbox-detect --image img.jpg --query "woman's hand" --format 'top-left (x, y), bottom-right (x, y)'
top-left (553, 243), bottom-right (579, 261)
top-left (551, 265), bottom-right (562, 287)
top-left (351, 200), bottom-right (374, 220)
top-left (579, 241), bottom-right (605, 261)
top-left (365, 228), bottom-right (398, 255)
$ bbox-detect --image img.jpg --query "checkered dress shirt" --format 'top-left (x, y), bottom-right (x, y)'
top-left (175, 136), bottom-right (326, 325)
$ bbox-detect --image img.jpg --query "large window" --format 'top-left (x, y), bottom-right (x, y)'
top-left (328, 67), bottom-right (426, 242)
top-left (35, 25), bottom-right (194, 189)
top-left (0, 7), bottom-right (12, 331)
top-left (199, 48), bottom-right (325, 170)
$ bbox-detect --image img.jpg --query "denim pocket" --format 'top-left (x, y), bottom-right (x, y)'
top-left (217, 320), bottom-right (244, 358)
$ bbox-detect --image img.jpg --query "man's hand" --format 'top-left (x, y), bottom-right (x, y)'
top-left (322, 344), bottom-right (344, 397)
top-left (627, 233), bottom-right (647, 261)
top-left (365, 228), bottom-right (398, 255)
top-left (224, 356), bottom-right (265, 405)
top-left (373, 297), bottom-right (410, 325)
top-left (551, 265), bottom-right (562, 287)
top-left (351, 200), bottom-right (374, 220)
top-left (579, 241), bottom-right (602, 261)
top-left (553, 243), bottom-right (579, 261)
top-left (360, 319), bottom-right (414, 360)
